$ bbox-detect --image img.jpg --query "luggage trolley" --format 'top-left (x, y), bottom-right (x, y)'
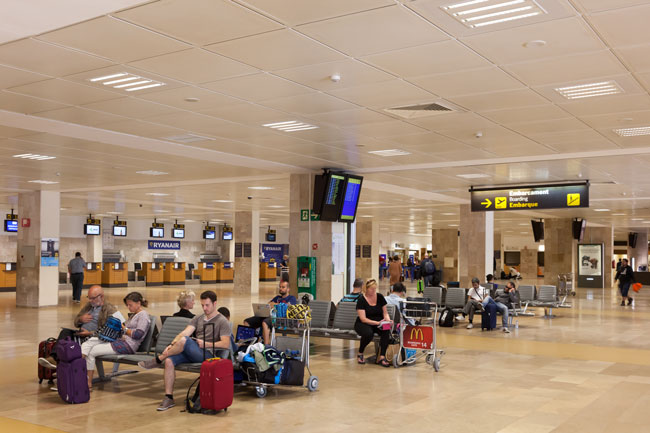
top-left (241, 308), bottom-right (318, 398)
top-left (393, 299), bottom-right (444, 372)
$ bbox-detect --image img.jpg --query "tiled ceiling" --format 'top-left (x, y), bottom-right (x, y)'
top-left (1, 0), bottom-right (650, 236)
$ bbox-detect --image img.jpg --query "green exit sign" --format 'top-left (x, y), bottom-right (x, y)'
top-left (301, 210), bottom-right (320, 221)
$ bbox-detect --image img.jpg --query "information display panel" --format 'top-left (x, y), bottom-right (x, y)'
top-left (471, 182), bottom-right (589, 212)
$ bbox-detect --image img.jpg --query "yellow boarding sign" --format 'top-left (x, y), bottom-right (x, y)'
top-left (567, 193), bottom-right (580, 206)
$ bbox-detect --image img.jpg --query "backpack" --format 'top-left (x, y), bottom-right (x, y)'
top-left (185, 377), bottom-right (202, 413)
top-left (424, 260), bottom-right (435, 275)
top-left (438, 307), bottom-right (454, 327)
top-left (287, 304), bottom-right (311, 323)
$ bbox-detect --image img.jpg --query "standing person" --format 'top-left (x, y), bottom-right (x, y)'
top-left (388, 255), bottom-right (403, 288)
top-left (616, 258), bottom-right (622, 272)
top-left (420, 254), bottom-right (436, 287)
top-left (68, 252), bottom-right (86, 303)
top-left (615, 258), bottom-right (635, 306)
top-left (354, 279), bottom-right (392, 367)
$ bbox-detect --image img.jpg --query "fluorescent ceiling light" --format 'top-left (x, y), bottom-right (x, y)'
top-left (612, 213), bottom-right (625, 216)
top-left (441, 0), bottom-right (546, 28)
top-left (136, 170), bottom-right (168, 176)
top-left (456, 173), bottom-right (490, 179)
top-left (13, 153), bottom-right (56, 160)
top-left (263, 121), bottom-right (318, 132)
top-left (154, 210), bottom-right (170, 213)
top-left (28, 180), bottom-right (58, 184)
top-left (90, 73), bottom-right (127, 82)
top-left (631, 218), bottom-right (643, 221)
top-left (248, 186), bottom-right (274, 190)
top-left (441, 212), bottom-right (456, 216)
top-left (614, 126), bottom-right (650, 137)
top-left (268, 205), bottom-right (285, 208)
top-left (107, 211), bottom-right (121, 214)
top-left (146, 192), bottom-right (169, 197)
top-left (114, 80), bottom-right (151, 89)
top-left (126, 83), bottom-right (164, 92)
top-left (88, 72), bottom-right (164, 92)
top-left (368, 149), bottom-right (411, 157)
top-left (448, 224), bottom-right (459, 227)
top-left (555, 81), bottom-right (622, 100)
top-left (212, 199), bottom-right (233, 203)
top-left (594, 208), bottom-right (610, 212)
top-left (183, 220), bottom-right (195, 223)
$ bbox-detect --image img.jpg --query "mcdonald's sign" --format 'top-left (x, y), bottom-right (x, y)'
top-left (403, 325), bottom-right (433, 350)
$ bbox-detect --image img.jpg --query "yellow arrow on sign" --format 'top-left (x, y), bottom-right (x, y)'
top-left (481, 198), bottom-right (492, 208)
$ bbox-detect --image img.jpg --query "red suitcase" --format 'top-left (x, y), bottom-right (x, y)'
top-left (38, 338), bottom-right (57, 384)
top-left (200, 358), bottom-right (233, 412)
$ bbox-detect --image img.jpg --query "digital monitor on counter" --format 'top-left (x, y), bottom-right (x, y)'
top-left (84, 224), bottom-right (100, 236)
top-left (222, 230), bottom-right (233, 241)
top-left (150, 227), bottom-right (164, 238)
top-left (4, 219), bottom-right (18, 233)
top-left (203, 230), bottom-right (216, 240)
top-left (113, 225), bottom-right (127, 237)
top-left (172, 228), bottom-right (185, 239)
top-left (265, 232), bottom-right (276, 242)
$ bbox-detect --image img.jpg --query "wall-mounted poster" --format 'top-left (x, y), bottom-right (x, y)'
top-left (578, 244), bottom-right (602, 277)
top-left (40, 238), bottom-right (59, 267)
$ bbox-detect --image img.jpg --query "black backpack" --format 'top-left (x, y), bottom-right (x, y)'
top-left (424, 260), bottom-right (435, 275)
top-left (438, 307), bottom-right (454, 327)
top-left (185, 377), bottom-right (202, 413)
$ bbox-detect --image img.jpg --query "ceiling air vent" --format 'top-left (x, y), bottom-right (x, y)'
top-left (384, 101), bottom-right (461, 119)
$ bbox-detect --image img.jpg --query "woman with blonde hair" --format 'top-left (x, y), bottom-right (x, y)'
top-left (354, 279), bottom-right (392, 367)
top-left (173, 290), bottom-right (196, 318)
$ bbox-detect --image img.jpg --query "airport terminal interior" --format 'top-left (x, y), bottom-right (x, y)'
top-left (3, 0), bottom-right (650, 432)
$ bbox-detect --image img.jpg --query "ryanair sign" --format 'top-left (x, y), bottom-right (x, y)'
top-left (148, 240), bottom-right (181, 250)
top-left (403, 325), bottom-right (433, 350)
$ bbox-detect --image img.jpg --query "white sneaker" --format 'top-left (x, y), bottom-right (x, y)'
top-left (466, 323), bottom-right (473, 329)
top-left (502, 327), bottom-right (510, 333)
top-left (455, 315), bottom-right (465, 321)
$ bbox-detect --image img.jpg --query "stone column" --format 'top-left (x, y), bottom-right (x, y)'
top-left (431, 228), bottom-right (459, 284)
top-left (543, 218), bottom-right (576, 285)
top-left (494, 231), bottom-right (502, 275)
top-left (458, 205), bottom-right (493, 287)
top-left (233, 211), bottom-right (259, 295)
top-left (87, 232), bottom-right (102, 262)
top-left (520, 246), bottom-right (538, 280)
top-left (289, 174), bottom-right (334, 301)
top-left (584, 225), bottom-right (614, 287)
top-left (16, 191), bottom-right (60, 307)
top-left (627, 230), bottom-right (648, 273)
top-left (355, 220), bottom-right (379, 282)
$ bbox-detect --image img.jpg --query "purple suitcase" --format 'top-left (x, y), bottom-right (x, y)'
top-left (57, 357), bottom-right (89, 404)
top-left (56, 338), bottom-right (82, 363)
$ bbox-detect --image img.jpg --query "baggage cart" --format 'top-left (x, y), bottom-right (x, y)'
top-left (393, 299), bottom-right (444, 372)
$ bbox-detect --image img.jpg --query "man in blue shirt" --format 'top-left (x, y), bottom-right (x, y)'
top-left (244, 280), bottom-right (297, 344)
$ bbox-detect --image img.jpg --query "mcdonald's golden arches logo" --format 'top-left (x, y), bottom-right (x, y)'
top-left (410, 327), bottom-right (424, 341)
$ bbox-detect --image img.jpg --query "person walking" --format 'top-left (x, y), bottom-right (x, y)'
top-left (388, 255), bottom-right (403, 288)
top-left (420, 254), bottom-right (436, 287)
top-left (68, 252), bottom-right (86, 304)
top-left (614, 258), bottom-right (635, 306)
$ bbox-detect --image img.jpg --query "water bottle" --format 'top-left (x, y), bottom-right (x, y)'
top-left (515, 320), bottom-right (519, 329)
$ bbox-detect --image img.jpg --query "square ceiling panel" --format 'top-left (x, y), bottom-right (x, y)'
top-left (481, 104), bottom-right (572, 125)
top-left (615, 44), bottom-right (650, 73)
top-left (202, 73), bottom-right (312, 102)
top-left (327, 79), bottom-right (435, 109)
top-left (587, 3), bottom-right (650, 48)
top-left (508, 117), bottom-right (591, 135)
top-left (205, 29), bottom-right (345, 71)
top-left (411, 67), bottom-right (524, 97)
top-left (242, 0), bottom-right (394, 25)
top-left (0, 64), bottom-right (50, 89)
top-left (0, 38), bottom-right (113, 77)
top-left (307, 108), bottom-right (393, 127)
top-left (573, 0), bottom-right (650, 13)
top-left (260, 92), bottom-right (357, 114)
top-left (8, 79), bottom-right (122, 106)
top-left (128, 48), bottom-right (258, 84)
top-left (347, 120), bottom-right (428, 138)
top-left (81, 97), bottom-right (179, 120)
top-left (449, 89), bottom-right (549, 112)
top-left (37, 16), bottom-right (190, 63)
top-left (136, 86), bottom-right (241, 111)
top-left (32, 106), bottom-right (127, 127)
top-left (115, 0), bottom-right (282, 46)
top-left (362, 40), bottom-right (491, 78)
top-left (557, 93), bottom-right (650, 117)
top-left (199, 103), bottom-right (293, 126)
top-left (297, 4), bottom-right (448, 57)
top-left (98, 119), bottom-right (185, 138)
top-left (0, 91), bottom-right (68, 114)
top-left (274, 59), bottom-right (394, 91)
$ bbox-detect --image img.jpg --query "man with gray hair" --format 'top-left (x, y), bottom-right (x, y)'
top-left (456, 277), bottom-right (490, 329)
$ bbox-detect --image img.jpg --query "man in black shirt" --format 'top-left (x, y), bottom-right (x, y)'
top-left (614, 258), bottom-right (635, 306)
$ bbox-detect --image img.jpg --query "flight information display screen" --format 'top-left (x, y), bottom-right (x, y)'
top-left (320, 173), bottom-right (346, 221)
top-left (339, 175), bottom-right (363, 222)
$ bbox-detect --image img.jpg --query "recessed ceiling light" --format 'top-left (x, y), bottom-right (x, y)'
top-left (183, 219), bottom-right (195, 223)
top-left (154, 210), bottom-right (170, 213)
top-left (263, 121), bottom-right (318, 132)
top-left (88, 72), bottom-right (165, 92)
top-left (555, 81), bottom-right (622, 100)
top-left (594, 209), bottom-right (610, 212)
top-left (368, 149), bottom-right (411, 157)
top-left (107, 211), bottom-right (121, 215)
top-left (518, 223), bottom-right (528, 225)
top-left (136, 170), bottom-right (168, 176)
top-left (155, 218), bottom-right (169, 221)
top-left (456, 173), bottom-right (490, 179)
top-left (441, 212), bottom-right (456, 216)
top-left (612, 213), bottom-right (625, 216)
top-left (14, 153), bottom-right (56, 160)
top-left (441, 0), bottom-right (546, 29)
top-left (212, 199), bottom-right (233, 203)
top-left (631, 218), bottom-right (643, 221)
top-left (162, 133), bottom-right (214, 144)
top-left (268, 205), bottom-right (285, 208)
top-left (248, 186), bottom-right (274, 190)
top-left (146, 192), bottom-right (169, 197)
top-left (448, 224), bottom-right (459, 227)
top-left (90, 73), bottom-right (128, 82)
top-left (613, 126), bottom-right (650, 137)
top-left (60, 207), bottom-right (68, 211)
top-left (184, 97), bottom-right (200, 102)
top-left (523, 39), bottom-right (546, 48)
top-left (28, 180), bottom-right (58, 184)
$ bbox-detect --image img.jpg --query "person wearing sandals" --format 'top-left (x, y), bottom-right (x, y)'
top-left (355, 279), bottom-right (392, 367)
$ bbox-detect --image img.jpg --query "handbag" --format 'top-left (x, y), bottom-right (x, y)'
top-left (98, 316), bottom-right (123, 342)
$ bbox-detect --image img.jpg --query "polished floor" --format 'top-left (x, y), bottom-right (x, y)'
top-left (1, 279), bottom-right (649, 433)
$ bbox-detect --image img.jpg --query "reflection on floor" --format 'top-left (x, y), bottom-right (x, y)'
top-left (1, 279), bottom-right (649, 433)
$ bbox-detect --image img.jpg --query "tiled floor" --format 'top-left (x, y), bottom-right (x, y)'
top-left (1, 280), bottom-right (649, 433)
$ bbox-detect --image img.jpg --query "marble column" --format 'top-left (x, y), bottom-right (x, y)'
top-left (584, 225), bottom-right (614, 287)
top-left (289, 174), bottom-right (334, 301)
top-left (494, 231), bottom-right (502, 275)
top-left (355, 220), bottom-right (379, 282)
top-left (16, 191), bottom-right (60, 307)
top-left (627, 230), bottom-right (648, 273)
top-left (87, 230), bottom-right (102, 262)
top-left (520, 246), bottom-right (538, 279)
top-left (431, 228), bottom-right (459, 284)
top-left (233, 211), bottom-right (259, 295)
top-left (459, 205), bottom-right (493, 287)
top-left (543, 218), bottom-right (576, 285)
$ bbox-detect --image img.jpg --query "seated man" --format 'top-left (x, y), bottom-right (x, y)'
top-left (339, 278), bottom-right (363, 304)
top-left (38, 285), bottom-right (117, 369)
top-left (244, 280), bottom-right (297, 345)
top-left (486, 274), bottom-right (498, 292)
top-left (385, 282), bottom-right (407, 307)
top-left (493, 282), bottom-right (519, 334)
top-left (456, 277), bottom-right (489, 330)
top-left (138, 290), bottom-right (230, 411)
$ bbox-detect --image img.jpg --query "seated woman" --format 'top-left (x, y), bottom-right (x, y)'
top-left (354, 279), bottom-right (392, 367)
top-left (81, 292), bottom-right (150, 390)
top-left (173, 290), bottom-right (196, 318)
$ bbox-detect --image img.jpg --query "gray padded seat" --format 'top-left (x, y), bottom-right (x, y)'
top-left (518, 285), bottom-right (536, 303)
top-left (422, 286), bottom-right (442, 305)
top-left (534, 285), bottom-right (558, 304)
top-left (308, 300), bottom-right (332, 329)
top-left (445, 287), bottom-right (466, 310)
top-left (96, 314), bottom-right (157, 364)
top-left (315, 302), bottom-right (358, 337)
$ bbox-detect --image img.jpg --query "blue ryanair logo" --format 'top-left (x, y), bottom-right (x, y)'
top-left (148, 240), bottom-right (181, 250)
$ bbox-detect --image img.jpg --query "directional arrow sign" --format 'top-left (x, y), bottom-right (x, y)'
top-left (470, 182), bottom-right (589, 212)
top-left (481, 198), bottom-right (492, 209)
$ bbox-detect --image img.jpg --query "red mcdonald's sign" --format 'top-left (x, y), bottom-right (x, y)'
top-left (403, 325), bottom-right (433, 350)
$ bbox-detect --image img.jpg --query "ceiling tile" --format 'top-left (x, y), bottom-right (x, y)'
top-left (409, 112), bottom-right (496, 131)
top-left (346, 120), bottom-right (428, 138)
top-left (205, 29), bottom-right (345, 71)
top-left (202, 73), bottom-right (312, 102)
top-left (81, 97), bottom-right (178, 120)
top-left (573, 0), bottom-right (650, 13)
top-left (449, 89), bottom-right (549, 112)
top-left (615, 44), bottom-right (650, 73)
top-left (587, 3), bottom-right (650, 48)
top-left (128, 49), bottom-right (258, 84)
top-left (503, 50), bottom-right (627, 86)
top-left (297, 5), bottom-right (448, 57)
top-left (411, 67), bottom-right (524, 97)
top-left (507, 118), bottom-right (591, 135)
top-left (242, 0), bottom-right (393, 25)
top-left (98, 119), bottom-right (185, 138)
top-left (274, 59), bottom-right (394, 91)
top-left (115, 0), bottom-right (282, 45)
top-left (260, 92), bottom-right (358, 114)
top-left (579, 110), bottom-right (650, 129)
top-left (8, 79), bottom-right (122, 105)
top-left (558, 94), bottom-right (650, 117)
top-left (199, 103), bottom-right (292, 126)
top-left (327, 79), bottom-right (435, 109)
top-left (37, 16), bottom-right (190, 63)
top-left (33, 106), bottom-right (127, 127)
top-left (362, 40), bottom-right (491, 78)
top-left (0, 38), bottom-right (113, 77)
top-left (0, 64), bottom-right (50, 89)
top-left (0, 91), bottom-right (69, 114)
top-left (307, 109), bottom-right (393, 127)
top-left (481, 104), bottom-right (572, 125)
top-left (136, 86), bottom-right (241, 111)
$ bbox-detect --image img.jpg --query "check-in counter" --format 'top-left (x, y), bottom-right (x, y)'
top-left (141, 262), bottom-right (164, 286)
top-left (102, 262), bottom-right (128, 288)
top-left (259, 262), bottom-right (277, 282)
top-left (216, 262), bottom-right (234, 283)
top-left (0, 263), bottom-right (16, 292)
top-left (163, 262), bottom-right (186, 286)
top-left (83, 262), bottom-right (102, 288)
top-left (197, 262), bottom-right (217, 284)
